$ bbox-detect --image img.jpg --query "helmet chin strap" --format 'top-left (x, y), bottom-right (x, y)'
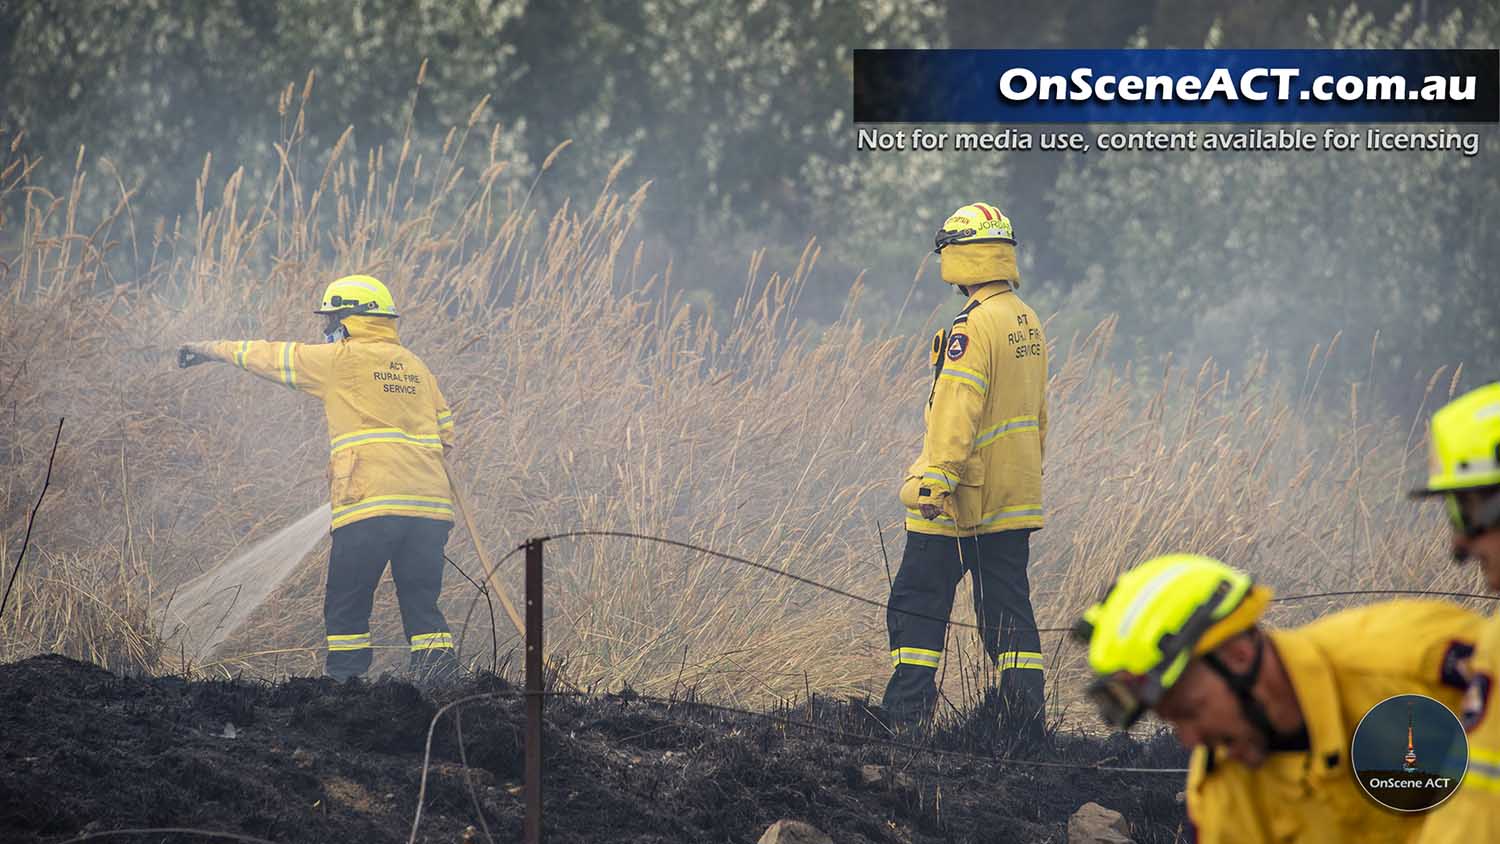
top-left (322, 311), bottom-right (350, 343)
top-left (1452, 489), bottom-right (1500, 562)
top-left (1202, 630), bottom-right (1304, 752)
top-left (1469, 489), bottom-right (1500, 536)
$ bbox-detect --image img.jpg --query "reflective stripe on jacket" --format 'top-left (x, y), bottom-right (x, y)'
top-left (208, 315), bottom-right (455, 530)
top-left (1416, 606), bottom-right (1500, 844)
top-left (900, 282), bottom-right (1047, 537)
top-left (1187, 599), bottom-right (1482, 844)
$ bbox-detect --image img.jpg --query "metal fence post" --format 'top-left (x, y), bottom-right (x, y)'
top-left (524, 538), bottom-right (544, 844)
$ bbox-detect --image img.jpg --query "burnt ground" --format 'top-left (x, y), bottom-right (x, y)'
top-left (1, 655), bottom-right (1188, 843)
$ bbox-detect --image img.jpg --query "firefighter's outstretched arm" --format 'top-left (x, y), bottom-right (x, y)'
top-left (916, 328), bottom-right (990, 519)
top-left (178, 340), bottom-right (332, 399)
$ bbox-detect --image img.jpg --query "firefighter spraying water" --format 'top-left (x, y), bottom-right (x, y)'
top-left (177, 275), bottom-right (462, 683)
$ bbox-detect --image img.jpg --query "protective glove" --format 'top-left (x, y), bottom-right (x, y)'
top-left (916, 489), bottom-right (950, 521)
top-left (899, 474), bottom-right (952, 521)
top-left (177, 342), bottom-right (214, 368)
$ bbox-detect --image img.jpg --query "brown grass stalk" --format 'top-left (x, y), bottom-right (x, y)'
top-left (0, 101), bottom-right (1481, 725)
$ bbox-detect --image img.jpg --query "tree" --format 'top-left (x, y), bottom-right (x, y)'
top-left (1046, 3), bottom-right (1499, 408)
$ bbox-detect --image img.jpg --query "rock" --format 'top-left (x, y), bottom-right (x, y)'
top-left (1067, 802), bottom-right (1134, 844)
top-left (291, 748), bottom-right (316, 769)
top-left (859, 764), bottom-right (914, 790)
top-left (758, 819), bottom-right (833, 844)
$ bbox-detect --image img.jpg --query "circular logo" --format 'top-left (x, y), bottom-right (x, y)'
top-left (1351, 693), bottom-right (1468, 812)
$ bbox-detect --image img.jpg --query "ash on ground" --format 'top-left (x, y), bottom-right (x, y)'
top-left (0, 655), bottom-right (1188, 843)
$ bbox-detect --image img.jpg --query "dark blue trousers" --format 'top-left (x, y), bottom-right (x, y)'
top-left (882, 529), bottom-right (1044, 727)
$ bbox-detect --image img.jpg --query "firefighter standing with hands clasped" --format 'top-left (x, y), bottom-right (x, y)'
top-left (881, 202), bottom-right (1049, 735)
top-left (178, 274), bottom-right (461, 683)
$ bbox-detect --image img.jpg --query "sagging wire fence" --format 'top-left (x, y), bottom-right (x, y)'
top-left (0, 417), bottom-right (63, 624)
top-left (433, 528), bottom-right (1500, 844)
top-left (445, 527), bottom-right (1500, 672)
top-left (10, 441), bottom-right (1493, 841)
top-left (29, 524), bottom-right (1496, 844)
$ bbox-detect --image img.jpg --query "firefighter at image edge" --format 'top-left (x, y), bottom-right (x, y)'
top-left (881, 201), bottom-right (1049, 736)
top-left (178, 275), bottom-right (461, 684)
top-left (1412, 382), bottom-right (1500, 843)
top-left (1073, 551), bottom-right (1482, 844)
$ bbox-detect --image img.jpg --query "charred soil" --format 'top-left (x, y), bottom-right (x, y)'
top-left (1, 655), bottom-right (1187, 842)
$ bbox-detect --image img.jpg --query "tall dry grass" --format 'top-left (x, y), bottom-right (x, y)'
top-left (0, 97), bottom-right (1484, 721)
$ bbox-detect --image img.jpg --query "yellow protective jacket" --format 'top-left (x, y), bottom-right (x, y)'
top-left (900, 282), bottom-right (1047, 536)
top-left (1186, 599), bottom-right (1482, 844)
top-left (1417, 607), bottom-right (1500, 844)
top-left (205, 315), bottom-right (455, 530)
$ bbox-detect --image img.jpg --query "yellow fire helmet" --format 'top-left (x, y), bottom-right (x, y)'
top-left (1410, 382), bottom-right (1500, 537)
top-left (314, 274), bottom-right (399, 318)
top-left (933, 201), bottom-right (1020, 288)
top-left (1072, 554), bottom-right (1273, 729)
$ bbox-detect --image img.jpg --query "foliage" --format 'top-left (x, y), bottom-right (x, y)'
top-left (1048, 4), bottom-right (1499, 408)
top-left (0, 106), bottom-right (1483, 717)
top-left (2, 1), bottom-right (1494, 409)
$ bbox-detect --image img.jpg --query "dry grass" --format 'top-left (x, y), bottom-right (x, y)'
top-left (0, 108), bottom-right (1484, 723)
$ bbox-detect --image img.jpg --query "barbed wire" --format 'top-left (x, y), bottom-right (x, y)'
top-left (451, 542), bottom-right (526, 667)
top-left (530, 529), bottom-right (1498, 640)
top-left (540, 529), bottom-right (995, 631)
top-left (1272, 588), bottom-right (1497, 603)
top-left (443, 552), bottom-right (498, 672)
top-left (0, 417), bottom-right (63, 623)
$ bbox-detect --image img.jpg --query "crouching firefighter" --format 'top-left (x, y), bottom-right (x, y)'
top-left (1410, 383), bottom-right (1500, 844)
top-left (1075, 554), bottom-right (1482, 844)
top-left (178, 275), bottom-right (461, 683)
top-left (882, 202), bottom-right (1049, 734)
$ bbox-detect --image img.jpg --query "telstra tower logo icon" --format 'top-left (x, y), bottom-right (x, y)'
top-left (1403, 701), bottom-right (1419, 773)
top-left (1353, 693), bottom-right (1468, 812)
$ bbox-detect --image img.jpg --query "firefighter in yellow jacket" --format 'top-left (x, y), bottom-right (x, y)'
top-left (178, 275), bottom-right (460, 682)
top-left (1412, 382), bottom-right (1500, 844)
top-left (881, 202), bottom-right (1048, 732)
top-left (1075, 554), bottom-right (1481, 843)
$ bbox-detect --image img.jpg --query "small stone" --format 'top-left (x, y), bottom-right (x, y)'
top-left (758, 820), bottom-right (833, 844)
top-left (859, 764), bottom-right (913, 790)
top-left (1067, 802), bottom-right (1134, 844)
top-left (291, 748), bottom-right (316, 769)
